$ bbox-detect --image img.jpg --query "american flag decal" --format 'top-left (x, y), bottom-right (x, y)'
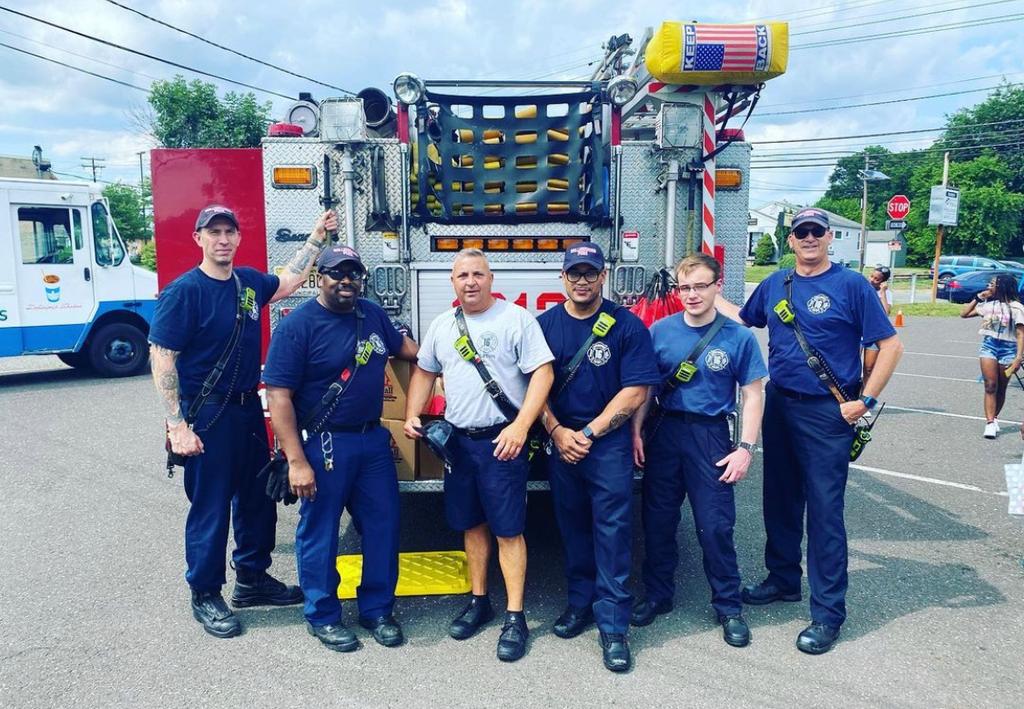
top-left (682, 24), bottom-right (771, 73)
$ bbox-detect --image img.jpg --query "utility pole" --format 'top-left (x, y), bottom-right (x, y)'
top-left (136, 151), bottom-right (145, 185)
top-left (930, 151), bottom-right (951, 303)
top-left (80, 156), bottom-right (105, 182)
top-left (136, 151), bottom-right (147, 237)
top-left (859, 154), bottom-right (869, 272)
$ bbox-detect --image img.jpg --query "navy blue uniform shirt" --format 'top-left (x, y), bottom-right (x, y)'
top-left (740, 264), bottom-right (896, 395)
top-left (538, 300), bottom-right (660, 426)
top-left (651, 313), bottom-right (767, 417)
top-left (262, 297), bottom-right (403, 427)
top-left (149, 267), bottom-right (279, 398)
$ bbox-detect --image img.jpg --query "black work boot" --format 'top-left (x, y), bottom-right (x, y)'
top-left (449, 595), bottom-right (495, 640)
top-left (552, 605), bottom-right (594, 639)
top-left (359, 615), bottom-right (405, 648)
top-left (308, 622), bottom-right (360, 652)
top-left (630, 598), bottom-right (673, 627)
top-left (599, 631), bottom-right (632, 673)
top-left (496, 611), bottom-right (529, 662)
top-left (231, 569), bottom-right (303, 608)
top-left (718, 614), bottom-right (751, 648)
top-left (741, 579), bottom-right (801, 606)
top-left (191, 590), bottom-right (242, 638)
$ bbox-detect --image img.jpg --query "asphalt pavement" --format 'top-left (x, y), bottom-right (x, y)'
top-left (1, 314), bottom-right (1021, 708)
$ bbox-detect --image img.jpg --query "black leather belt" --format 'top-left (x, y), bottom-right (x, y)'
top-left (324, 421), bottom-right (380, 433)
top-left (182, 389), bottom-right (260, 408)
top-left (769, 382), bottom-right (836, 401)
top-left (454, 423), bottom-right (505, 440)
top-left (662, 410), bottom-right (728, 423)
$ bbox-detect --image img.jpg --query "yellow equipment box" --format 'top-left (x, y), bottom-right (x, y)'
top-left (336, 550), bottom-right (471, 599)
top-left (645, 21), bottom-right (788, 85)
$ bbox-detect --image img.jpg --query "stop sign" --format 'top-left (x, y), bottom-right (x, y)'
top-left (887, 194), bottom-right (910, 220)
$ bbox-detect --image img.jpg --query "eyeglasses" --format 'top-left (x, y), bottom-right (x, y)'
top-left (565, 269), bottom-right (601, 283)
top-left (320, 268), bottom-right (364, 282)
top-left (676, 282), bottom-right (715, 295)
top-left (792, 225), bottom-right (827, 239)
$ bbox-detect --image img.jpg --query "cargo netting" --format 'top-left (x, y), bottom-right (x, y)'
top-left (411, 90), bottom-right (608, 224)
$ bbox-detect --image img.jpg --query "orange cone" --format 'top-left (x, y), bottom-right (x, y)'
top-left (894, 310), bottom-right (905, 327)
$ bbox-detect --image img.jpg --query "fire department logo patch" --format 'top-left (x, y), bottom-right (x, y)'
top-left (478, 331), bottom-right (498, 355)
top-left (587, 341), bottom-right (612, 367)
top-left (807, 294), bottom-right (831, 315)
top-left (368, 333), bottom-right (387, 355)
top-left (705, 348), bottom-right (730, 372)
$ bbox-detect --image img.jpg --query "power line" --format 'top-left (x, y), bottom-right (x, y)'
top-left (792, 0), bottom-right (1019, 36)
top-left (750, 138), bottom-right (1024, 169)
top-left (102, 0), bottom-right (354, 96)
top-left (790, 0), bottom-right (1003, 31)
top-left (0, 41), bottom-right (148, 92)
top-left (755, 82), bottom-right (1021, 117)
top-left (751, 118), bottom-right (1024, 144)
top-left (756, 71), bottom-right (1024, 108)
top-left (0, 5), bottom-right (296, 100)
top-left (0, 27), bottom-right (164, 82)
top-left (753, 129), bottom-right (1024, 156)
top-left (793, 13), bottom-right (1024, 50)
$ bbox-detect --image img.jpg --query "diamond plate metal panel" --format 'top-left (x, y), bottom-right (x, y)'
top-left (715, 142), bottom-right (752, 304)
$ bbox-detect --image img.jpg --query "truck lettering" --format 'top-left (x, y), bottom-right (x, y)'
top-left (0, 309), bottom-right (7, 322)
top-left (274, 228), bottom-right (311, 242)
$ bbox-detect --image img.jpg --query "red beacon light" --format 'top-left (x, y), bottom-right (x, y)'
top-left (267, 123), bottom-right (304, 138)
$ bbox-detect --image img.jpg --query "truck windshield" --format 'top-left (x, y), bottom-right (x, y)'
top-left (91, 202), bottom-right (125, 266)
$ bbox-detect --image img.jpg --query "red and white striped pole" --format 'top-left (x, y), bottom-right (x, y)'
top-left (701, 93), bottom-right (717, 256)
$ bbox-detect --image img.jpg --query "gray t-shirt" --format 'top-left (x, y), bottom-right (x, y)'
top-left (417, 299), bottom-right (554, 429)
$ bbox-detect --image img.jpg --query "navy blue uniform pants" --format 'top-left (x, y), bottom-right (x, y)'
top-left (547, 426), bottom-right (633, 634)
top-left (296, 426), bottom-right (400, 627)
top-left (762, 383), bottom-right (855, 628)
top-left (641, 414), bottom-right (742, 617)
top-left (182, 400), bottom-right (277, 593)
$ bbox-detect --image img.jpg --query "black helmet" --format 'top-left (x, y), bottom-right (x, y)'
top-left (418, 420), bottom-right (455, 466)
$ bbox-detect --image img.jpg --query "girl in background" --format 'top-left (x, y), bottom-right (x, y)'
top-left (962, 273), bottom-right (1024, 439)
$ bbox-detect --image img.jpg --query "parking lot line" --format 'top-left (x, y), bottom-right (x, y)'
top-left (852, 464), bottom-right (1008, 497)
top-left (885, 404), bottom-right (1022, 426)
top-left (893, 372), bottom-right (978, 383)
top-left (902, 351), bottom-right (977, 360)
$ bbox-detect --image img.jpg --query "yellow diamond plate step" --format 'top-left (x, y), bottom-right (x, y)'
top-left (336, 551), bottom-right (471, 600)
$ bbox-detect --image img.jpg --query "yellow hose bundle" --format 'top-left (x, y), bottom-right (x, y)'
top-left (645, 21), bottom-right (788, 85)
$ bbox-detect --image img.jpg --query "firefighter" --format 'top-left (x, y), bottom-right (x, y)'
top-left (149, 205), bottom-right (335, 638)
top-left (263, 245), bottom-right (419, 652)
top-left (631, 253), bottom-right (766, 649)
top-left (403, 249), bottom-right (554, 663)
top-left (719, 207), bottom-right (903, 654)
top-left (537, 242), bottom-right (659, 673)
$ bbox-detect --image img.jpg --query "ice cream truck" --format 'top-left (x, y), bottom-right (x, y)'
top-left (0, 177), bottom-right (157, 376)
top-left (151, 22), bottom-right (789, 488)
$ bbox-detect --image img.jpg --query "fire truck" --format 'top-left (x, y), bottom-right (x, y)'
top-left (152, 26), bottom-right (785, 490)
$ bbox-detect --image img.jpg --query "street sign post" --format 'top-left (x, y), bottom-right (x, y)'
top-left (886, 219), bottom-right (907, 231)
top-left (887, 194), bottom-right (910, 220)
top-left (928, 186), bottom-right (960, 226)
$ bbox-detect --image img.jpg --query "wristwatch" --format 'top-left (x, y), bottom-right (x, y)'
top-left (737, 441), bottom-right (757, 454)
top-left (860, 395), bottom-right (878, 410)
top-left (582, 425), bottom-right (595, 440)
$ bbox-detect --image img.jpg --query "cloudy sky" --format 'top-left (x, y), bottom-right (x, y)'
top-left (0, 0), bottom-right (1020, 207)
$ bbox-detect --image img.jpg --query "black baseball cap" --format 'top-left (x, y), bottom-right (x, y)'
top-left (562, 241), bottom-right (605, 271)
top-left (791, 208), bottom-right (830, 230)
top-left (195, 204), bottom-right (239, 231)
top-left (316, 245), bottom-right (365, 272)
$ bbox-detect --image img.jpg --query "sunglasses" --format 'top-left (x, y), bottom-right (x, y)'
top-left (792, 225), bottom-right (827, 239)
top-left (320, 268), bottom-right (364, 282)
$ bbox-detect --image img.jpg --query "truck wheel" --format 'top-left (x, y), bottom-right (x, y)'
top-left (57, 351), bottom-right (88, 369)
top-left (87, 323), bottom-right (149, 377)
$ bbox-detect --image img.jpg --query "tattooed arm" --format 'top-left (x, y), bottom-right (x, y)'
top-left (270, 210), bottom-right (337, 303)
top-left (151, 344), bottom-right (204, 456)
top-left (587, 385), bottom-right (649, 438)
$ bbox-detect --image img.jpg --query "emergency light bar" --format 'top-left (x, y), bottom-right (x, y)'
top-left (272, 166), bottom-right (317, 188)
top-left (431, 236), bottom-right (583, 252)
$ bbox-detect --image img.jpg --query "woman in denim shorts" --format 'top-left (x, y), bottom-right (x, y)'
top-left (961, 273), bottom-right (1024, 439)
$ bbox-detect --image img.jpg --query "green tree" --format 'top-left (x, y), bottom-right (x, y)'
top-left (103, 182), bottom-right (151, 242)
top-left (814, 195), bottom-right (860, 223)
top-left (146, 76), bottom-right (271, 148)
top-left (753, 232), bottom-right (776, 265)
top-left (140, 240), bottom-right (157, 271)
top-left (939, 82), bottom-right (1024, 192)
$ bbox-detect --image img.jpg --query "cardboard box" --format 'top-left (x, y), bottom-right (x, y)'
top-left (382, 360), bottom-right (446, 420)
top-left (381, 418), bottom-right (415, 480)
top-left (382, 360), bottom-right (412, 421)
